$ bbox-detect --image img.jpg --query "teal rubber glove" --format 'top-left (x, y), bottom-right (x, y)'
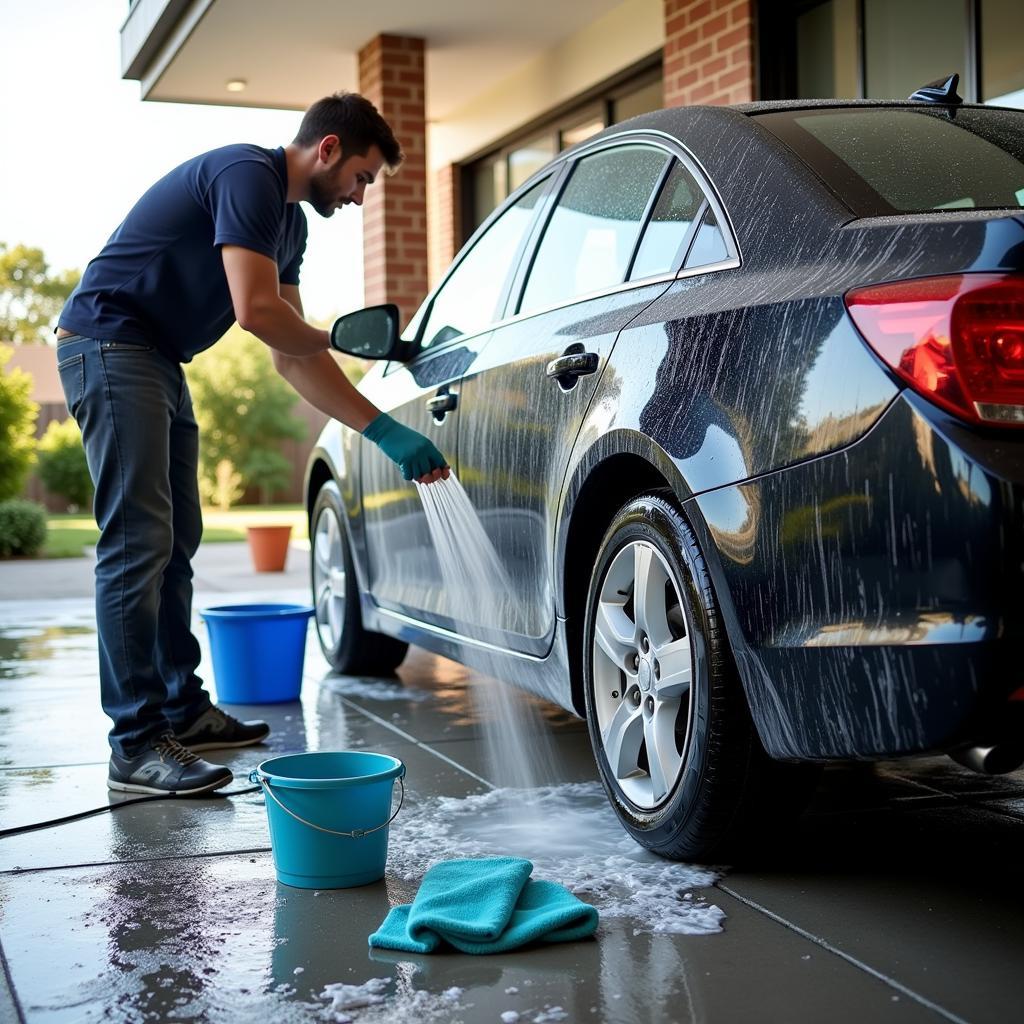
top-left (363, 412), bottom-right (448, 482)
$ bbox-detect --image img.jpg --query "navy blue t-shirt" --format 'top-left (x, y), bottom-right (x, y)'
top-left (59, 144), bottom-right (307, 362)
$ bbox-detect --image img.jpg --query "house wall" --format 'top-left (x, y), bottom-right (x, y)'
top-left (663, 0), bottom-right (756, 106)
top-left (427, 0), bottom-right (665, 172)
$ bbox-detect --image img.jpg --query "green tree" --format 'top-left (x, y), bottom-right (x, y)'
top-left (0, 347), bottom-right (38, 500)
top-left (38, 418), bottom-right (93, 511)
top-left (0, 243), bottom-right (80, 344)
top-left (186, 325), bottom-right (307, 507)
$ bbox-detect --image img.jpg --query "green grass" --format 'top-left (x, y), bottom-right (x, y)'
top-left (45, 504), bottom-right (307, 559)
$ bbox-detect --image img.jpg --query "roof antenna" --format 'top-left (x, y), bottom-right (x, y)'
top-left (908, 73), bottom-right (963, 105)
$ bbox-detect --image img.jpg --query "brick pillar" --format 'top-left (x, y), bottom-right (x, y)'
top-left (357, 34), bottom-right (428, 330)
top-left (663, 0), bottom-right (756, 107)
top-left (430, 164), bottom-right (462, 287)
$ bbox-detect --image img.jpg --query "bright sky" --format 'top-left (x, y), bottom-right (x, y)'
top-left (0, 0), bottom-right (363, 324)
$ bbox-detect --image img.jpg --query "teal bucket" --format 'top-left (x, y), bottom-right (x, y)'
top-left (251, 752), bottom-right (406, 889)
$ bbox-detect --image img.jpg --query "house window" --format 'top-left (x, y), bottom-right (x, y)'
top-left (765, 0), bottom-right (1024, 111)
top-left (508, 133), bottom-right (557, 193)
top-left (795, 0), bottom-right (858, 99)
top-left (982, 0), bottom-right (1024, 107)
top-left (863, 0), bottom-right (968, 100)
top-left (560, 105), bottom-right (605, 150)
top-left (462, 63), bottom-right (662, 237)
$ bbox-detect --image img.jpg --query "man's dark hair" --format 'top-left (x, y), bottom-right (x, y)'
top-left (294, 92), bottom-right (403, 169)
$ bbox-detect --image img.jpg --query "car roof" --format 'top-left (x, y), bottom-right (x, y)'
top-left (557, 98), bottom-right (1020, 167)
top-left (734, 98), bottom-right (1024, 115)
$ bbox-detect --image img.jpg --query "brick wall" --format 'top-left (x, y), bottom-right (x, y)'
top-left (663, 0), bottom-right (756, 107)
top-left (357, 34), bottom-right (429, 330)
top-left (430, 163), bottom-right (461, 287)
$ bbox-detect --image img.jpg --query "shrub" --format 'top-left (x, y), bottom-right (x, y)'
top-left (185, 325), bottom-right (307, 507)
top-left (0, 347), bottom-right (38, 501)
top-left (210, 458), bottom-right (244, 512)
top-left (38, 417), bottom-right (93, 511)
top-left (0, 498), bottom-right (48, 558)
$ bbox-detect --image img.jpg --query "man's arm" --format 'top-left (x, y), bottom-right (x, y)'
top-left (276, 284), bottom-right (449, 483)
top-left (275, 284), bottom-right (379, 432)
top-left (222, 245), bottom-right (330, 357)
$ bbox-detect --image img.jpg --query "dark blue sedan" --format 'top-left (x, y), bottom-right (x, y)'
top-left (307, 79), bottom-right (1024, 860)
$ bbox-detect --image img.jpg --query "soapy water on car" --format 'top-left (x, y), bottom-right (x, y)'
top-left (413, 473), bottom-right (724, 935)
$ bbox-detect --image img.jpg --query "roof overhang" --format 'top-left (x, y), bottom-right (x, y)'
top-left (121, 0), bottom-right (628, 119)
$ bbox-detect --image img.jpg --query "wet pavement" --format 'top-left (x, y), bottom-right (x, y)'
top-left (1, 549), bottom-right (1023, 1023)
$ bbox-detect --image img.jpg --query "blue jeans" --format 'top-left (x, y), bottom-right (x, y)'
top-left (57, 335), bottom-right (212, 757)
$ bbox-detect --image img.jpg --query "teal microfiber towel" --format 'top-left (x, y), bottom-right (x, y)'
top-left (368, 857), bottom-right (599, 955)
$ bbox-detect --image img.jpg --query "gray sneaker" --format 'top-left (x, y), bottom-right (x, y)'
top-left (108, 733), bottom-right (233, 795)
top-left (174, 706), bottom-right (271, 752)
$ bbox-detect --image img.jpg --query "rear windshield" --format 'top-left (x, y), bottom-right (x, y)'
top-left (756, 106), bottom-right (1024, 217)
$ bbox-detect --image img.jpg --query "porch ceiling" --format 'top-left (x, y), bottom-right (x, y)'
top-left (130, 0), bottom-right (626, 118)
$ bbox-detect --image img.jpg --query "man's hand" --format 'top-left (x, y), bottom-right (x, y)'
top-left (362, 413), bottom-right (450, 484)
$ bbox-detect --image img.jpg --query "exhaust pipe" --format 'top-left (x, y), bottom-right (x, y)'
top-left (949, 744), bottom-right (1024, 775)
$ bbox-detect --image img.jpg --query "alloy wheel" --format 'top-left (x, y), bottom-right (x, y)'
top-left (312, 504), bottom-right (347, 653)
top-left (592, 540), bottom-right (694, 809)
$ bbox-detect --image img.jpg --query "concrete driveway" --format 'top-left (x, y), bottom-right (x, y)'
top-left (1, 544), bottom-right (1022, 1023)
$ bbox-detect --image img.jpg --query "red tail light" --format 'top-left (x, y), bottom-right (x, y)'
top-left (845, 273), bottom-right (1024, 426)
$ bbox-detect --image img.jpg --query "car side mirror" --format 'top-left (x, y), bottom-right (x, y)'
top-left (330, 304), bottom-right (406, 360)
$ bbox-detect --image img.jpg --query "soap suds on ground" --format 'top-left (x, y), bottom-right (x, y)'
top-left (314, 980), bottom-right (463, 1024)
top-left (389, 781), bottom-right (724, 935)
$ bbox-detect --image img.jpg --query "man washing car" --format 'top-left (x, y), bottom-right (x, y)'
top-left (56, 91), bottom-right (448, 796)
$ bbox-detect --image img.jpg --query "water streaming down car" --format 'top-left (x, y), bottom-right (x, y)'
top-left (305, 75), bottom-right (1024, 861)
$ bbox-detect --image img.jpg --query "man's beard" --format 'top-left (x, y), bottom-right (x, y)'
top-left (309, 169), bottom-right (344, 217)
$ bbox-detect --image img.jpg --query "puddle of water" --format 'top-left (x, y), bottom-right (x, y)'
top-left (321, 676), bottom-right (433, 703)
top-left (389, 782), bottom-right (724, 936)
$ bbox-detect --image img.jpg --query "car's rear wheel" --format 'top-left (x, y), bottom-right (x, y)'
top-left (583, 490), bottom-right (818, 862)
top-left (311, 480), bottom-right (408, 675)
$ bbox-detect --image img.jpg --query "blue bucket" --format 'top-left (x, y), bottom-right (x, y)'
top-left (201, 604), bottom-right (314, 704)
top-left (251, 752), bottom-right (406, 888)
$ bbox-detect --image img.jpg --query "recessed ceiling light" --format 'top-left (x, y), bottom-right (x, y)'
top-left (226, 79), bottom-right (247, 93)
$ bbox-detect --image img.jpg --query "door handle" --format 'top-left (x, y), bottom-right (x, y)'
top-left (426, 392), bottom-right (458, 414)
top-left (546, 352), bottom-right (599, 382)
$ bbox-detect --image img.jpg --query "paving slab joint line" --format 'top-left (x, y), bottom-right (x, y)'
top-left (882, 776), bottom-right (1024, 821)
top-left (0, 931), bottom-right (28, 1024)
top-left (966, 800), bottom-right (1024, 824)
top-left (716, 884), bottom-right (972, 1024)
top-left (336, 694), bottom-right (496, 790)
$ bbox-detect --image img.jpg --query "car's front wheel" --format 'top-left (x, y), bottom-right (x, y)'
top-left (310, 480), bottom-right (409, 675)
top-left (583, 490), bottom-right (817, 862)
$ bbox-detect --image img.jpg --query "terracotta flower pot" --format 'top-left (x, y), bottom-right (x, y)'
top-left (246, 524), bottom-right (293, 572)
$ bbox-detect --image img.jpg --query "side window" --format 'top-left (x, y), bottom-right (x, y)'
top-left (419, 179), bottom-right (546, 349)
top-left (684, 206), bottom-right (729, 268)
top-left (628, 161), bottom-right (705, 280)
top-left (519, 146), bottom-right (668, 315)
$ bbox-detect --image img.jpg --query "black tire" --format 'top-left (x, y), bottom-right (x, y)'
top-left (582, 490), bottom-right (819, 862)
top-left (310, 480), bottom-right (408, 676)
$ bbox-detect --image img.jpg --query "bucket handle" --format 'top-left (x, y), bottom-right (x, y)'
top-left (250, 772), bottom-right (405, 839)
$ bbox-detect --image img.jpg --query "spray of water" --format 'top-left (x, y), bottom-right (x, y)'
top-left (410, 475), bottom-right (724, 934)
top-left (416, 475), bottom-right (563, 796)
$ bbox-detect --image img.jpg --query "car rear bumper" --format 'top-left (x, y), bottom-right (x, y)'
top-left (690, 392), bottom-right (1024, 760)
